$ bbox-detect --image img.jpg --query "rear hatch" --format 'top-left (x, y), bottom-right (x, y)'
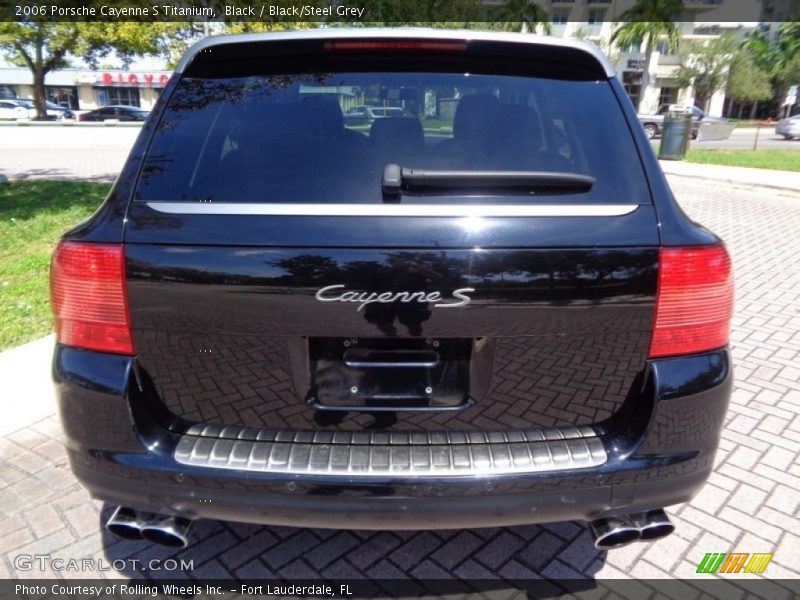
top-left (124, 36), bottom-right (658, 435)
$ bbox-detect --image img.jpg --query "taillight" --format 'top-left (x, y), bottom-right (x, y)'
top-left (50, 241), bottom-right (134, 355)
top-left (324, 41), bottom-right (467, 52)
top-left (649, 245), bottom-right (733, 358)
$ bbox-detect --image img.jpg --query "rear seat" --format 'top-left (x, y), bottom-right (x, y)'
top-left (433, 93), bottom-right (503, 168)
top-left (199, 98), bottom-right (369, 200)
top-left (369, 117), bottom-right (425, 171)
top-left (434, 95), bottom-right (573, 172)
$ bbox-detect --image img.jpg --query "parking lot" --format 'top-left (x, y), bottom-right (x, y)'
top-left (0, 125), bottom-right (138, 182)
top-left (0, 158), bottom-right (798, 589)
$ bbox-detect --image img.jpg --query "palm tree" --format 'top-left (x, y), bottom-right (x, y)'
top-left (611, 0), bottom-right (683, 113)
top-left (495, 0), bottom-right (552, 35)
top-left (744, 23), bottom-right (800, 117)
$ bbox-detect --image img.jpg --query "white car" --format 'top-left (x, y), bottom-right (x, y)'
top-left (0, 99), bottom-right (36, 120)
top-left (343, 105), bottom-right (413, 126)
top-left (0, 98), bottom-right (70, 120)
top-left (776, 115), bottom-right (800, 140)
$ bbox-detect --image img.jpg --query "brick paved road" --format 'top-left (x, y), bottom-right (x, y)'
top-left (1, 177), bottom-right (798, 585)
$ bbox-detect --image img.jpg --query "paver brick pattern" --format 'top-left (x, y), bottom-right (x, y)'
top-left (1, 178), bottom-right (798, 583)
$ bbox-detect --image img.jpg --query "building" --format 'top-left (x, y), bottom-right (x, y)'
top-left (760, 0), bottom-right (800, 22)
top-left (0, 67), bottom-right (171, 112)
top-left (1, 0), bottom-right (770, 118)
top-left (538, 0), bottom-right (759, 116)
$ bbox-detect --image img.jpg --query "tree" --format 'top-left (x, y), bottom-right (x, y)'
top-left (674, 34), bottom-right (738, 112)
top-left (774, 21), bottom-right (800, 82)
top-left (743, 23), bottom-right (800, 116)
top-left (726, 49), bottom-right (773, 118)
top-left (494, 0), bottom-right (551, 34)
top-left (780, 51), bottom-right (800, 90)
top-left (0, 19), bottom-right (173, 119)
top-left (610, 0), bottom-right (683, 112)
top-left (775, 49), bottom-right (800, 100)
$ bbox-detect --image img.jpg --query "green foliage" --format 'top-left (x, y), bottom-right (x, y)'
top-left (726, 49), bottom-right (773, 105)
top-left (0, 12), bottom-right (176, 118)
top-left (776, 52), bottom-right (800, 95)
top-left (611, 0), bottom-right (683, 51)
top-left (493, 0), bottom-right (552, 34)
top-left (744, 22), bottom-right (800, 98)
top-left (610, 0), bottom-right (683, 111)
top-left (0, 181), bottom-right (110, 350)
top-left (611, 22), bottom-right (681, 56)
top-left (674, 35), bottom-right (738, 111)
top-left (684, 150), bottom-right (800, 173)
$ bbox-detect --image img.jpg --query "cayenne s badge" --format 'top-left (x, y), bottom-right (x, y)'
top-left (315, 285), bottom-right (475, 311)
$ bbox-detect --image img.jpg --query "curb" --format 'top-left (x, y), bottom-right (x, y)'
top-left (0, 334), bottom-right (57, 437)
top-left (0, 121), bottom-right (144, 127)
top-left (662, 170), bottom-right (800, 195)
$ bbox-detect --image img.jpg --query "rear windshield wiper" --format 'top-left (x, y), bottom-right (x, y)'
top-left (381, 164), bottom-right (596, 199)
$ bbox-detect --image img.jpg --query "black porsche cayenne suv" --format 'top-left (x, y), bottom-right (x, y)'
top-left (51, 29), bottom-right (733, 550)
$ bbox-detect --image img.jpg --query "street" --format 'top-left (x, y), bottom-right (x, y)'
top-left (690, 126), bottom-right (800, 150)
top-left (1, 124), bottom-right (798, 184)
top-left (0, 125), bottom-right (138, 182)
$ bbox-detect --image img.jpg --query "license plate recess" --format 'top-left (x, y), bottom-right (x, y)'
top-left (308, 337), bottom-right (472, 411)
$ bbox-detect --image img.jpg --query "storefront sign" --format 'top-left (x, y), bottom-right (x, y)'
top-left (101, 72), bottom-right (170, 88)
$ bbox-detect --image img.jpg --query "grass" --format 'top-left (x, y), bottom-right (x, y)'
top-left (682, 149), bottom-right (800, 172)
top-left (421, 118), bottom-right (453, 131)
top-left (0, 180), bottom-right (110, 351)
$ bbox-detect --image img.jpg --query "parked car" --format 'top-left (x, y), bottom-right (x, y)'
top-left (52, 29), bottom-right (733, 551)
top-left (775, 115), bottom-right (800, 139)
top-left (0, 98), bottom-right (71, 121)
top-left (638, 104), bottom-right (727, 139)
top-left (0, 99), bottom-right (34, 120)
top-left (45, 101), bottom-right (76, 121)
top-left (343, 105), bottom-right (413, 126)
top-left (78, 105), bottom-right (149, 122)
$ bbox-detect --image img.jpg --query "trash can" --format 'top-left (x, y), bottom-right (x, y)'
top-left (658, 106), bottom-right (693, 160)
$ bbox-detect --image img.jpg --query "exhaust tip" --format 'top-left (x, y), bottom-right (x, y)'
top-left (631, 509), bottom-right (674, 541)
top-left (105, 506), bottom-right (143, 541)
top-left (140, 516), bottom-right (191, 548)
top-left (589, 516), bottom-right (641, 550)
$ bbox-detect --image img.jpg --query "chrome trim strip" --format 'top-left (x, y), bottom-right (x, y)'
top-left (146, 202), bottom-right (639, 218)
top-left (343, 360), bottom-right (439, 368)
top-left (173, 425), bottom-right (607, 477)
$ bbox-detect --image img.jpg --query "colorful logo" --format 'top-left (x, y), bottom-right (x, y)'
top-left (696, 553), bottom-right (773, 574)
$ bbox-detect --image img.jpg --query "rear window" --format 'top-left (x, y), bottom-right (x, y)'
top-left (135, 61), bottom-right (648, 204)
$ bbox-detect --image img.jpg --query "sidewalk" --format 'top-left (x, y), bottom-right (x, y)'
top-left (0, 335), bottom-right (56, 436)
top-left (660, 160), bottom-right (800, 193)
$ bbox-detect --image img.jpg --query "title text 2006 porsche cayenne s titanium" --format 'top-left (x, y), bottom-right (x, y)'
top-left (51, 30), bottom-right (733, 550)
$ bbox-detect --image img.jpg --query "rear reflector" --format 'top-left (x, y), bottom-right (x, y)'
top-left (649, 245), bottom-right (733, 359)
top-left (50, 241), bottom-right (134, 355)
top-left (324, 41), bottom-right (467, 52)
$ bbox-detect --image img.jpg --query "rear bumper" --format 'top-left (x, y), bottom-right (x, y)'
top-left (55, 345), bottom-right (731, 530)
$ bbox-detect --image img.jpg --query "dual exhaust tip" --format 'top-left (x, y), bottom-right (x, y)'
top-left (106, 506), bottom-right (191, 548)
top-left (589, 509), bottom-right (674, 550)
top-left (108, 505), bottom-right (671, 551)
